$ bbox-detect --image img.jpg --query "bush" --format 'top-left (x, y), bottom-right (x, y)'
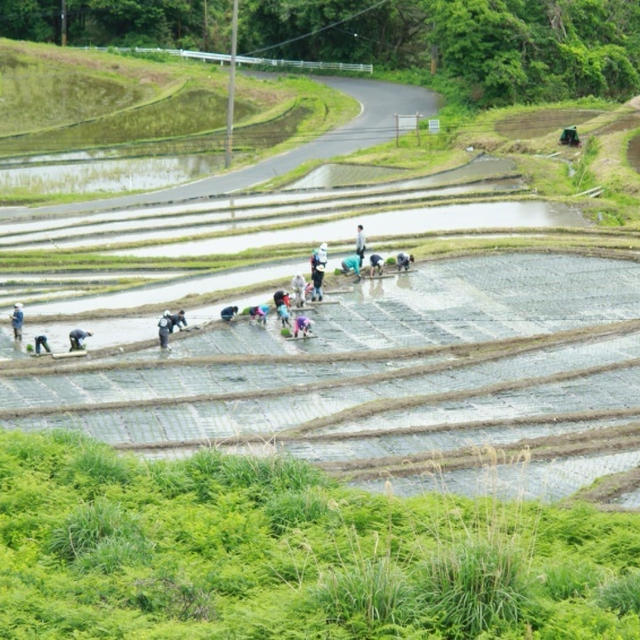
top-left (598, 571), bottom-right (640, 615)
top-left (264, 488), bottom-right (329, 533)
top-left (543, 559), bottom-right (604, 601)
top-left (133, 575), bottom-right (215, 621)
top-left (416, 540), bottom-right (534, 637)
top-left (315, 556), bottom-right (415, 626)
top-left (48, 498), bottom-right (148, 570)
top-left (185, 450), bottom-right (325, 502)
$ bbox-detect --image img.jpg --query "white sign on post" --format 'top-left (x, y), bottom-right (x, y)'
top-left (428, 119), bottom-right (440, 134)
top-left (394, 113), bottom-right (422, 146)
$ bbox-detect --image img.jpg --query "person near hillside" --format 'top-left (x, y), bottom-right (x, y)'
top-left (249, 304), bottom-right (270, 326)
top-left (311, 263), bottom-right (325, 301)
top-left (220, 305), bottom-right (239, 322)
top-left (293, 315), bottom-right (313, 338)
top-left (34, 334), bottom-right (51, 355)
top-left (311, 242), bottom-right (328, 277)
top-left (277, 303), bottom-right (291, 328)
top-left (341, 255), bottom-right (362, 281)
top-left (369, 253), bottom-right (385, 277)
top-left (396, 252), bottom-right (415, 271)
top-left (69, 329), bottom-right (93, 351)
top-left (167, 309), bottom-right (187, 333)
top-left (356, 224), bottom-right (366, 267)
top-left (10, 303), bottom-right (24, 341)
top-left (291, 273), bottom-right (307, 308)
top-left (273, 290), bottom-right (290, 310)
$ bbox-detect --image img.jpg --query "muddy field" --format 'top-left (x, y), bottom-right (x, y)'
top-left (4, 247), bottom-right (640, 508)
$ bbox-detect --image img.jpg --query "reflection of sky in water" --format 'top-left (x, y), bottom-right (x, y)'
top-left (0, 155), bottom-right (223, 193)
top-left (115, 200), bottom-right (589, 258)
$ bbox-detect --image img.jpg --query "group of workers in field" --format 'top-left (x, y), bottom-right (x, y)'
top-left (7, 226), bottom-right (416, 354)
top-left (8, 303), bottom-right (94, 354)
top-left (212, 228), bottom-right (415, 344)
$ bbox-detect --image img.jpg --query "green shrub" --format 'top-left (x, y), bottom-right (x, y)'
top-left (48, 498), bottom-right (148, 569)
top-left (264, 488), bottom-right (329, 533)
top-left (416, 540), bottom-right (534, 637)
top-left (543, 559), bottom-right (604, 601)
top-left (598, 570), bottom-right (640, 615)
top-left (145, 459), bottom-right (195, 499)
top-left (185, 450), bottom-right (325, 502)
top-left (63, 444), bottom-right (133, 491)
top-left (132, 575), bottom-right (215, 621)
top-left (315, 556), bottom-right (415, 626)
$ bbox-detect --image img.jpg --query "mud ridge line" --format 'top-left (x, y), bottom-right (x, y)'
top-left (328, 422), bottom-right (640, 481)
top-left (569, 467), bottom-right (640, 505)
top-left (114, 408), bottom-right (640, 452)
top-left (4, 345), bottom-right (640, 427)
top-left (7, 316), bottom-right (640, 377)
top-left (282, 355), bottom-right (640, 437)
top-left (0, 179), bottom-right (526, 241)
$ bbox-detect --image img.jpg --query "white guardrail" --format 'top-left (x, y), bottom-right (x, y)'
top-left (86, 46), bottom-right (373, 74)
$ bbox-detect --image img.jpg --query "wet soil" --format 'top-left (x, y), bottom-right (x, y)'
top-left (494, 109), bottom-right (604, 139)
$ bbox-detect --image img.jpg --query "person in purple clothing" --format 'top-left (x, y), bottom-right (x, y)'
top-left (294, 315), bottom-right (313, 338)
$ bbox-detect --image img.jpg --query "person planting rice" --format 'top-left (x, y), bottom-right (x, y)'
top-left (341, 255), bottom-right (361, 281)
top-left (277, 303), bottom-right (291, 328)
top-left (291, 273), bottom-right (307, 308)
top-left (294, 315), bottom-right (313, 338)
top-left (369, 254), bottom-right (385, 276)
top-left (249, 304), bottom-right (270, 326)
top-left (167, 309), bottom-right (187, 332)
top-left (397, 252), bottom-right (415, 271)
top-left (34, 334), bottom-right (51, 355)
top-left (312, 263), bottom-right (325, 301)
top-left (273, 290), bottom-right (291, 309)
top-left (220, 306), bottom-right (239, 321)
top-left (69, 329), bottom-right (93, 351)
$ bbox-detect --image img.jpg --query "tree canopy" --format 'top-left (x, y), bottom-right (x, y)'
top-left (2, 0), bottom-right (640, 105)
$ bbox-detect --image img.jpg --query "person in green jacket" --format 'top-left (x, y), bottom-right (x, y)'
top-left (341, 255), bottom-right (362, 281)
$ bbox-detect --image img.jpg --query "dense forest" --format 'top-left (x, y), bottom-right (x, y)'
top-left (2, 0), bottom-right (640, 105)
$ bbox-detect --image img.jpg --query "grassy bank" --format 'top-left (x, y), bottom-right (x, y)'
top-left (2, 429), bottom-right (640, 638)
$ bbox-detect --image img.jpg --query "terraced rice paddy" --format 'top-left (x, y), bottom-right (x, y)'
top-left (3, 157), bottom-right (640, 510)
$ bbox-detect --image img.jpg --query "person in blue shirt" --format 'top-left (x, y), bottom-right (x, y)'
top-left (341, 255), bottom-right (361, 281)
top-left (249, 304), bottom-right (270, 326)
top-left (10, 303), bottom-right (24, 341)
top-left (167, 310), bottom-right (187, 333)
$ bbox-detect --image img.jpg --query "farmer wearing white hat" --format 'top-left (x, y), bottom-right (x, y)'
top-left (10, 303), bottom-right (24, 341)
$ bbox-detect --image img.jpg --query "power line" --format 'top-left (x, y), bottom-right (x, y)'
top-left (241, 0), bottom-right (391, 57)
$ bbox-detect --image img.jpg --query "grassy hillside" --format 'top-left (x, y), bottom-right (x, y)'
top-left (0, 39), bottom-right (359, 204)
top-left (2, 429), bottom-right (640, 639)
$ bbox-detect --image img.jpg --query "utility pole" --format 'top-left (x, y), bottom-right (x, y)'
top-left (61, 0), bottom-right (67, 46)
top-left (203, 0), bottom-right (208, 51)
top-left (224, 0), bottom-right (239, 169)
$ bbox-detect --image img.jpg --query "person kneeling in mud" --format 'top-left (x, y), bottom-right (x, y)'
top-left (277, 303), bottom-right (291, 328)
top-left (249, 304), bottom-right (270, 326)
top-left (369, 254), bottom-right (385, 277)
top-left (293, 315), bottom-right (313, 338)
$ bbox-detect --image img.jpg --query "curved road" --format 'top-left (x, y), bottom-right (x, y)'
top-left (6, 75), bottom-right (440, 216)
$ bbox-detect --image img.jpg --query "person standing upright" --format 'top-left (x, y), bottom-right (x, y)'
top-left (356, 224), bottom-right (366, 267)
top-left (10, 303), bottom-right (24, 341)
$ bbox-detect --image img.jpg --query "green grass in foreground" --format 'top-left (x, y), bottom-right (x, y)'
top-left (3, 429), bottom-right (640, 638)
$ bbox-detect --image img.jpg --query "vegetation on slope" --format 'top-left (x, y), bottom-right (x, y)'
top-left (5, 0), bottom-right (640, 106)
top-left (3, 429), bottom-right (640, 638)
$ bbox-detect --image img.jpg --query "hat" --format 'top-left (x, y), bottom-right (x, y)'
top-left (14, 303), bottom-right (23, 308)
top-left (316, 264), bottom-right (325, 272)
top-left (164, 310), bottom-right (171, 316)
top-left (320, 243), bottom-right (328, 250)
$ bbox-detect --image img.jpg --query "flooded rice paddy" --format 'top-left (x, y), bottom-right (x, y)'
top-left (3, 250), bottom-right (640, 508)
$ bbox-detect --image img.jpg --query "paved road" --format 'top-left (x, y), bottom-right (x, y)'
top-left (4, 75), bottom-right (439, 217)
